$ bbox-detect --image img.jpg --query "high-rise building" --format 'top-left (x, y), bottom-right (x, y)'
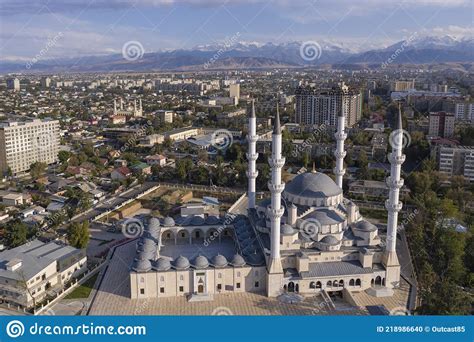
top-left (434, 145), bottom-right (474, 182)
top-left (40, 77), bottom-right (51, 88)
top-left (428, 111), bottom-right (455, 138)
top-left (455, 102), bottom-right (474, 122)
top-left (6, 78), bottom-right (20, 92)
top-left (295, 83), bottom-right (362, 127)
top-left (229, 83), bottom-right (240, 100)
top-left (391, 80), bottom-right (415, 92)
top-left (0, 119), bottom-right (60, 175)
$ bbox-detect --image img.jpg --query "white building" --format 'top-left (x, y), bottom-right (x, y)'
top-left (130, 102), bottom-right (406, 300)
top-left (0, 119), bottom-right (60, 175)
top-left (434, 145), bottom-right (474, 182)
top-left (0, 240), bottom-right (87, 308)
top-left (229, 84), bottom-right (240, 100)
top-left (156, 110), bottom-right (174, 123)
top-left (6, 78), bottom-right (20, 92)
top-left (455, 102), bottom-right (474, 122)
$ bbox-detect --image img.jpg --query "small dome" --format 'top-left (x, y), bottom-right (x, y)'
top-left (285, 172), bottom-right (342, 198)
top-left (148, 217), bottom-right (160, 229)
top-left (173, 255), bottom-right (190, 270)
top-left (211, 254), bottom-right (228, 267)
top-left (320, 235), bottom-right (340, 245)
top-left (193, 255), bottom-right (209, 269)
top-left (132, 258), bottom-right (152, 272)
top-left (355, 220), bottom-right (377, 232)
top-left (163, 217), bottom-right (175, 227)
top-left (231, 254), bottom-right (246, 267)
top-left (141, 238), bottom-right (156, 252)
top-left (191, 216), bottom-right (205, 226)
top-left (152, 257), bottom-right (171, 271)
top-left (281, 224), bottom-right (295, 235)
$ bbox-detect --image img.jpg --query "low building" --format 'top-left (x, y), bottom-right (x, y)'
top-left (0, 240), bottom-right (87, 308)
top-left (146, 154), bottom-right (166, 167)
top-left (348, 180), bottom-right (410, 200)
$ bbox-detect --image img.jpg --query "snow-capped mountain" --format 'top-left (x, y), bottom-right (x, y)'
top-left (1, 35), bottom-right (472, 73)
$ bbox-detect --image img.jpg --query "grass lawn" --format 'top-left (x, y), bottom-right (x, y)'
top-left (64, 273), bottom-right (99, 299)
top-left (360, 208), bottom-right (388, 220)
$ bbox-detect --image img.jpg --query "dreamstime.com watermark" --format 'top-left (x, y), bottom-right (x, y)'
top-left (381, 32), bottom-right (418, 69)
top-left (291, 124), bottom-right (329, 158)
top-left (204, 32), bottom-right (241, 70)
top-left (5, 320), bottom-right (146, 338)
top-left (26, 32), bottom-right (64, 70)
top-left (203, 212), bottom-right (237, 247)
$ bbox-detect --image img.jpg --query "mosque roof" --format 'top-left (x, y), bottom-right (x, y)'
top-left (285, 172), bottom-right (342, 199)
top-left (173, 255), bottom-right (190, 270)
top-left (193, 255), bottom-right (209, 269)
top-left (152, 257), bottom-right (171, 271)
top-left (211, 254), bottom-right (228, 267)
top-left (231, 254), bottom-right (246, 267)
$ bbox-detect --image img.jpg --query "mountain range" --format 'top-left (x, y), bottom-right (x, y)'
top-left (1, 35), bottom-right (472, 73)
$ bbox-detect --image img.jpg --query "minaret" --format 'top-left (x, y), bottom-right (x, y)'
top-left (113, 99), bottom-right (117, 115)
top-left (139, 98), bottom-right (143, 115)
top-left (383, 106), bottom-right (405, 289)
top-left (120, 98), bottom-right (124, 110)
top-left (266, 103), bottom-right (285, 297)
top-left (246, 100), bottom-right (259, 209)
top-left (134, 99), bottom-right (137, 115)
top-left (334, 110), bottom-right (347, 189)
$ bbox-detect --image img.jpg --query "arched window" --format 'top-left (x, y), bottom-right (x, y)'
top-left (349, 279), bottom-right (355, 286)
top-left (309, 282), bottom-right (316, 289)
top-left (339, 280), bottom-right (344, 287)
top-left (316, 281), bottom-right (322, 289)
top-left (326, 281), bottom-right (332, 287)
top-left (375, 276), bottom-right (382, 286)
top-left (179, 275), bottom-right (184, 281)
top-left (356, 279), bottom-right (361, 286)
top-left (332, 280), bottom-right (339, 287)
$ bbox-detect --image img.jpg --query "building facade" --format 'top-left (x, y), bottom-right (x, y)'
top-left (0, 240), bottom-right (87, 308)
top-left (0, 119), bottom-right (60, 175)
top-left (295, 83), bottom-right (362, 128)
top-left (428, 111), bottom-right (455, 138)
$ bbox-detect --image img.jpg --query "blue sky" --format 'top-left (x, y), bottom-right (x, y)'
top-left (0, 0), bottom-right (472, 61)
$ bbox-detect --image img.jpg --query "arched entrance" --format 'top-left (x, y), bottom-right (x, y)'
top-left (198, 284), bottom-right (204, 293)
top-left (288, 282), bottom-right (295, 292)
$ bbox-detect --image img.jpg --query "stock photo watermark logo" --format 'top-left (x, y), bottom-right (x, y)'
top-left (204, 32), bottom-right (241, 70)
top-left (211, 306), bottom-right (233, 315)
top-left (26, 32), bottom-right (64, 70)
top-left (211, 129), bottom-right (233, 150)
top-left (299, 41), bottom-right (322, 62)
top-left (389, 129), bottom-right (411, 150)
top-left (122, 218), bottom-right (144, 238)
top-left (122, 41), bottom-right (145, 61)
top-left (300, 218), bottom-right (321, 240)
top-left (6, 320), bottom-right (25, 338)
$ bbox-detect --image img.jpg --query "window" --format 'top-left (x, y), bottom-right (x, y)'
top-left (218, 273), bottom-right (222, 279)
top-left (140, 277), bottom-right (145, 283)
top-left (179, 275), bottom-right (184, 281)
top-left (179, 286), bottom-right (184, 292)
top-left (160, 287), bottom-right (165, 293)
top-left (160, 276), bottom-right (164, 282)
top-left (237, 272), bottom-right (241, 277)
top-left (217, 284), bottom-right (222, 290)
top-left (140, 289), bottom-right (145, 295)
top-left (254, 281), bottom-right (259, 288)
top-left (236, 283), bottom-right (241, 289)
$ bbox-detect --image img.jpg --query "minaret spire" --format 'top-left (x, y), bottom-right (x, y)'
top-left (113, 98), bottom-right (117, 115)
top-left (383, 104), bottom-right (405, 290)
top-left (246, 100), bottom-right (259, 210)
top-left (266, 101), bottom-right (285, 297)
top-left (334, 108), bottom-right (347, 189)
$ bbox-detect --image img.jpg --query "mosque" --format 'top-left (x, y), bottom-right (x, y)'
top-left (129, 101), bottom-right (405, 301)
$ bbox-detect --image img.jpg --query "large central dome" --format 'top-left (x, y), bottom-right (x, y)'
top-left (284, 171), bottom-right (343, 207)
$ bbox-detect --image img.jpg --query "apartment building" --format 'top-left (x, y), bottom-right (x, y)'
top-left (295, 83), bottom-right (362, 128)
top-left (428, 111), bottom-right (455, 138)
top-left (0, 240), bottom-right (87, 308)
top-left (0, 119), bottom-right (60, 175)
top-left (455, 102), bottom-right (474, 122)
top-left (434, 145), bottom-right (474, 182)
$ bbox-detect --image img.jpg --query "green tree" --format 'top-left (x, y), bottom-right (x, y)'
top-left (67, 221), bottom-right (90, 249)
top-left (29, 162), bottom-right (47, 180)
top-left (6, 220), bottom-right (28, 247)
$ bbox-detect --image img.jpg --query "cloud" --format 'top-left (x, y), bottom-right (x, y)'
top-left (0, 0), bottom-right (470, 16)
